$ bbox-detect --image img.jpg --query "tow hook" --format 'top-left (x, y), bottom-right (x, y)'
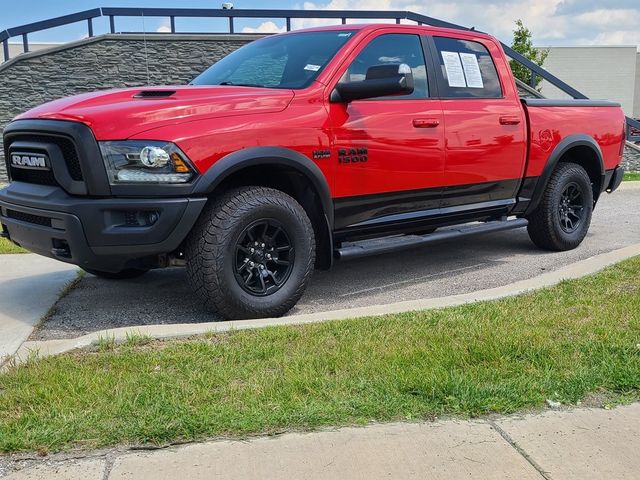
top-left (51, 239), bottom-right (71, 258)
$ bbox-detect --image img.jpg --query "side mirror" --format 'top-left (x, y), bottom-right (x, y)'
top-left (331, 63), bottom-right (414, 103)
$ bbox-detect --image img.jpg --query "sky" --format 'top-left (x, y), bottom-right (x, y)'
top-left (1, 0), bottom-right (639, 48)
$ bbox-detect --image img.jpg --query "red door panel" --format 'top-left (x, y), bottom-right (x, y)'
top-left (331, 99), bottom-right (445, 198)
top-left (441, 98), bottom-right (526, 194)
top-left (329, 100), bottom-right (445, 229)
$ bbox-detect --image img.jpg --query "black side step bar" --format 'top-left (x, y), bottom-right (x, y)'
top-left (336, 218), bottom-right (529, 261)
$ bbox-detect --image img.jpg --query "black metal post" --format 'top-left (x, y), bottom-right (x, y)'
top-left (22, 33), bottom-right (28, 53)
top-left (2, 39), bottom-right (9, 61)
top-left (286, 17), bottom-right (291, 31)
top-left (395, 18), bottom-right (401, 24)
top-left (341, 17), bottom-right (346, 24)
top-left (109, 15), bottom-right (115, 33)
top-left (170, 16), bottom-right (176, 33)
top-left (229, 17), bottom-right (234, 34)
top-left (529, 69), bottom-right (536, 88)
top-left (87, 18), bottom-right (94, 37)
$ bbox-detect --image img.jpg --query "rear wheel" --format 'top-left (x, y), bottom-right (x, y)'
top-left (526, 162), bottom-right (593, 251)
top-left (186, 186), bottom-right (315, 319)
top-left (82, 268), bottom-right (149, 280)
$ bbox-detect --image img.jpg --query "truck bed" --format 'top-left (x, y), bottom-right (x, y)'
top-left (521, 98), bottom-right (626, 180)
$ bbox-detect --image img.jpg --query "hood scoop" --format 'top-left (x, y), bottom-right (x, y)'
top-left (133, 90), bottom-right (177, 99)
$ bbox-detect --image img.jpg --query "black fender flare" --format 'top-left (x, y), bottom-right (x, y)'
top-left (192, 146), bottom-right (334, 229)
top-left (523, 134), bottom-right (604, 216)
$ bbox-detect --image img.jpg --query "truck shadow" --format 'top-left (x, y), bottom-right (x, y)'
top-left (31, 228), bottom-right (556, 340)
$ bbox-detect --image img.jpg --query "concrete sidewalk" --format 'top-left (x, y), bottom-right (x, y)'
top-left (0, 254), bottom-right (77, 361)
top-left (3, 403), bottom-right (639, 479)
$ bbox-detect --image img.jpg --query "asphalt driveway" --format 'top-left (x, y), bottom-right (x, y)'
top-left (32, 184), bottom-right (640, 340)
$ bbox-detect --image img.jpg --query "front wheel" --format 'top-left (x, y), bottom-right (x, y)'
top-left (526, 162), bottom-right (593, 251)
top-left (186, 187), bottom-right (316, 320)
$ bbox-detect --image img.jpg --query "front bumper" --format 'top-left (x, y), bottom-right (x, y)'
top-left (0, 182), bottom-right (206, 272)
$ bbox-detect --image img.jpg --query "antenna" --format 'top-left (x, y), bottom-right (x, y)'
top-left (141, 12), bottom-right (151, 86)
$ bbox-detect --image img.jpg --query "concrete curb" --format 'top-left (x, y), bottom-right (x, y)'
top-left (12, 243), bottom-right (640, 365)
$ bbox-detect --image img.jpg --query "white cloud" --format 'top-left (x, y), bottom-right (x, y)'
top-left (575, 8), bottom-right (640, 29)
top-left (292, 0), bottom-right (640, 48)
top-left (156, 19), bottom-right (171, 33)
top-left (241, 21), bottom-right (287, 34)
top-left (591, 30), bottom-right (640, 47)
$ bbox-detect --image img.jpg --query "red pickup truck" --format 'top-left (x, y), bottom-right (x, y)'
top-left (0, 24), bottom-right (627, 319)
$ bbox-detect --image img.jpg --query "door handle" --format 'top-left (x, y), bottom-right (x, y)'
top-left (499, 116), bottom-right (521, 125)
top-left (413, 118), bottom-right (440, 128)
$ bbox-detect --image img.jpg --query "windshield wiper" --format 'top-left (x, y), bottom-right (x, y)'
top-left (219, 81), bottom-right (266, 88)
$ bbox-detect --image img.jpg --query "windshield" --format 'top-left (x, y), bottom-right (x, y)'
top-left (192, 30), bottom-right (356, 89)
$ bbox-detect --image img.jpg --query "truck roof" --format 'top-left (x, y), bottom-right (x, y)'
top-left (286, 22), bottom-right (495, 42)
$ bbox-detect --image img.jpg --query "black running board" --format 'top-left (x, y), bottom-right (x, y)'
top-left (336, 218), bottom-right (529, 261)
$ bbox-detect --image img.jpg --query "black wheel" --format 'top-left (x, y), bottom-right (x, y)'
top-left (526, 162), bottom-right (593, 251)
top-left (83, 268), bottom-right (149, 280)
top-left (186, 186), bottom-right (315, 319)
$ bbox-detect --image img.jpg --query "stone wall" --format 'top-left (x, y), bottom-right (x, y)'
top-left (625, 145), bottom-right (640, 171)
top-left (0, 34), bottom-right (261, 180)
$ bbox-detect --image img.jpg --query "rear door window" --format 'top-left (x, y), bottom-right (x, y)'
top-left (432, 37), bottom-right (502, 98)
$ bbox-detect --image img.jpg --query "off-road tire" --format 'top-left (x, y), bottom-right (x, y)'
top-left (526, 162), bottom-right (593, 251)
top-left (186, 186), bottom-right (316, 319)
top-left (82, 268), bottom-right (149, 280)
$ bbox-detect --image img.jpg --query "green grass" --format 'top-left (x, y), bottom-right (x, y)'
top-left (624, 172), bottom-right (640, 181)
top-left (1, 257), bottom-right (639, 454)
top-left (0, 237), bottom-right (27, 254)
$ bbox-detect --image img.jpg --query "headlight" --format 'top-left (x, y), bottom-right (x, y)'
top-left (99, 141), bottom-right (197, 184)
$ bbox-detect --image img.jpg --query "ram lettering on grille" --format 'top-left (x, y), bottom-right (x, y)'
top-left (11, 154), bottom-right (48, 169)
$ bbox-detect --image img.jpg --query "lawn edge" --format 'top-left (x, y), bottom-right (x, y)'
top-left (11, 242), bottom-right (640, 368)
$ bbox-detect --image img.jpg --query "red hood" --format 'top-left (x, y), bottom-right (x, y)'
top-left (16, 86), bottom-right (295, 140)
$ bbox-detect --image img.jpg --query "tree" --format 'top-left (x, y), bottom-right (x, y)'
top-left (510, 19), bottom-right (549, 91)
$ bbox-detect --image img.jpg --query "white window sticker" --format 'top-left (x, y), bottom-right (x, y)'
top-left (338, 32), bottom-right (352, 37)
top-left (441, 51), bottom-right (467, 88)
top-left (304, 64), bottom-right (321, 72)
top-left (460, 53), bottom-right (484, 89)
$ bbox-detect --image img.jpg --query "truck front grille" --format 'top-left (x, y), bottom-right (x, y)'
top-left (8, 167), bottom-right (58, 186)
top-left (5, 133), bottom-right (84, 186)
